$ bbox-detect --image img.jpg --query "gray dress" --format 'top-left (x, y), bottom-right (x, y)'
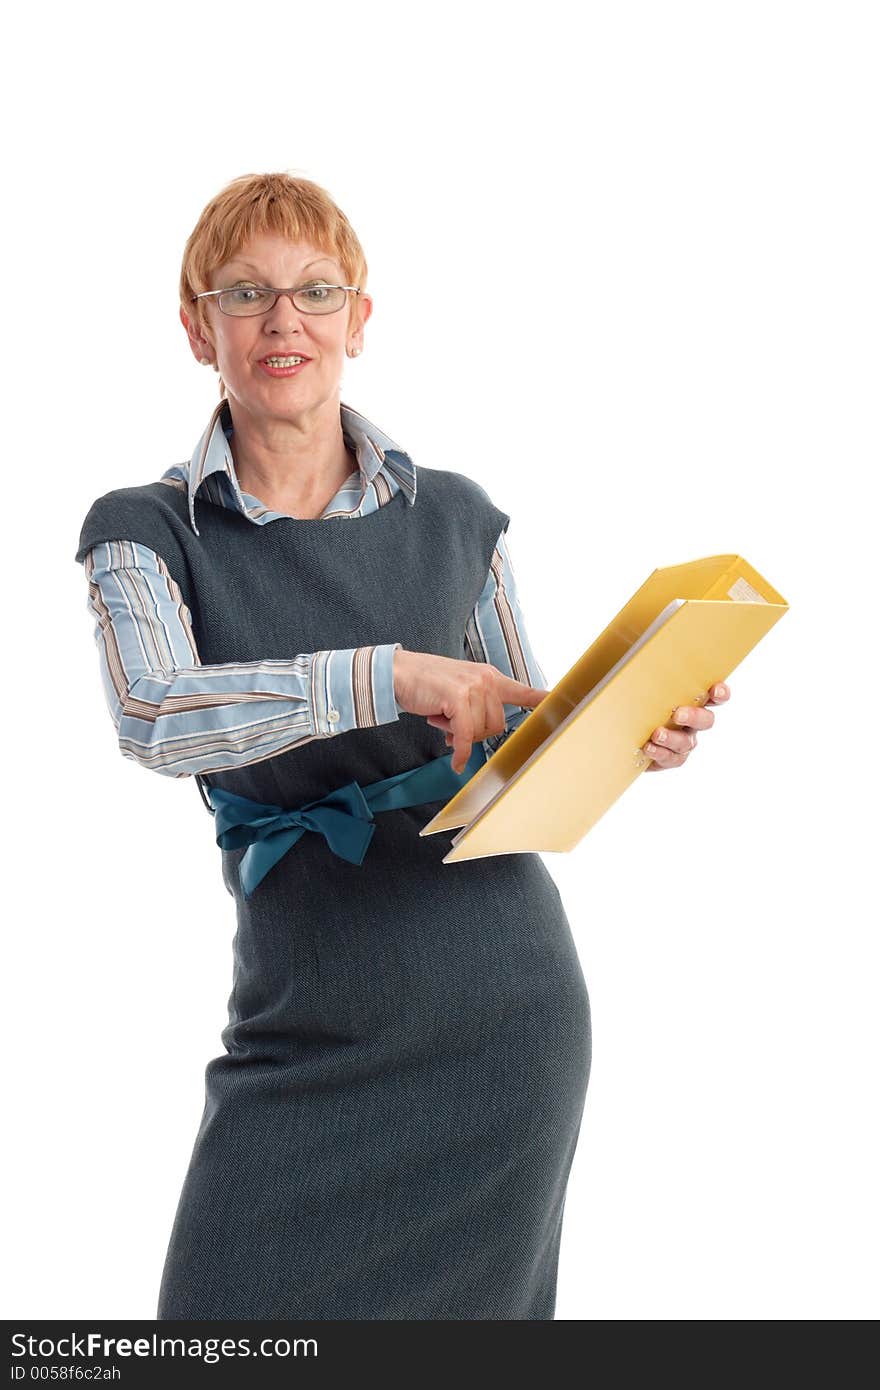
top-left (75, 464), bottom-right (592, 1320)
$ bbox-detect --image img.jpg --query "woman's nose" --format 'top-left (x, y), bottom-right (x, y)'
top-left (263, 289), bottom-right (309, 330)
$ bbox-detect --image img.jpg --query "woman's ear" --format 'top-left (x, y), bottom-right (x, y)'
top-left (180, 304), bottom-right (215, 365)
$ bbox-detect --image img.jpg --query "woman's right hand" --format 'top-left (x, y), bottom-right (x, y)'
top-left (393, 647), bottom-right (551, 774)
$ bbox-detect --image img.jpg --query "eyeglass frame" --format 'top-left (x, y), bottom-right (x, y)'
top-left (190, 284), bottom-right (362, 316)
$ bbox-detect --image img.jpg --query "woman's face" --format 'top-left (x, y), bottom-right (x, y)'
top-left (183, 229), bottom-right (372, 423)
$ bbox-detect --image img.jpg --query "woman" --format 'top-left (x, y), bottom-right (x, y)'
top-left (74, 171), bottom-right (729, 1320)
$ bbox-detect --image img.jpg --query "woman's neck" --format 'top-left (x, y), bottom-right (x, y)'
top-left (227, 405), bottom-right (360, 519)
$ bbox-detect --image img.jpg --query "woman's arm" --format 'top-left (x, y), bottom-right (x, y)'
top-left (464, 525), bottom-right (549, 756)
top-left (82, 540), bottom-right (401, 778)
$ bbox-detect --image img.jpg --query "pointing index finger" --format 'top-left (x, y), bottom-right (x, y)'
top-left (498, 675), bottom-right (551, 705)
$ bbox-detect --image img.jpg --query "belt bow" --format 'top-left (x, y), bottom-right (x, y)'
top-left (206, 743), bottom-right (487, 899)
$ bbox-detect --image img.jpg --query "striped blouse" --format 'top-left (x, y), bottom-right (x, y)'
top-left (80, 398), bottom-right (548, 782)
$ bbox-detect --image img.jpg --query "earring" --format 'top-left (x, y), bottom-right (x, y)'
top-left (199, 356), bottom-right (212, 366)
top-left (350, 346), bottom-right (361, 357)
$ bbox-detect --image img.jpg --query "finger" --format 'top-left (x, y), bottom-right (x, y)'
top-left (706, 682), bottom-right (730, 706)
top-left (451, 735), bottom-right (472, 775)
top-left (472, 679), bottom-right (490, 747)
top-left (673, 704), bottom-right (715, 731)
top-left (643, 740), bottom-right (690, 768)
top-left (451, 720), bottom-right (473, 773)
top-left (452, 690), bottom-right (479, 775)
top-left (497, 676), bottom-right (551, 708)
top-left (430, 692), bottom-right (502, 752)
top-left (430, 692), bottom-right (505, 740)
top-left (646, 727), bottom-right (696, 756)
top-left (435, 707), bottom-right (506, 757)
top-left (487, 690), bottom-right (508, 743)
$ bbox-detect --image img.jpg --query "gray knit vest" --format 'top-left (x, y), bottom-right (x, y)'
top-left (75, 465), bottom-right (510, 816)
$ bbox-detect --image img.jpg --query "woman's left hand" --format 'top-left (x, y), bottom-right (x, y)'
top-left (642, 682), bottom-right (731, 772)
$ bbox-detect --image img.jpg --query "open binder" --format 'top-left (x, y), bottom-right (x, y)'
top-left (420, 554), bottom-right (788, 863)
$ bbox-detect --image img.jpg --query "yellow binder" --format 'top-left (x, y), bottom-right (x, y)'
top-left (420, 554), bottom-right (788, 863)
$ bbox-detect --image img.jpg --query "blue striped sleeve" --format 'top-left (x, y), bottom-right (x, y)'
top-left (465, 526), bottom-right (550, 756)
top-left (83, 541), bottom-right (400, 779)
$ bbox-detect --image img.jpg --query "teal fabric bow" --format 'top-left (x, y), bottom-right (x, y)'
top-left (206, 743), bottom-right (488, 899)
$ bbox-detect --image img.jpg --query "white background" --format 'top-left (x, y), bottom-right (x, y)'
top-left (5, 0), bottom-right (877, 1321)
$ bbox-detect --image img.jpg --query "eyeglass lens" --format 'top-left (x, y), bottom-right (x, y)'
top-left (218, 285), bottom-right (347, 316)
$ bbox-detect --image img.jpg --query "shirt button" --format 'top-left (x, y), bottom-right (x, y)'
top-left (328, 709), bottom-right (340, 723)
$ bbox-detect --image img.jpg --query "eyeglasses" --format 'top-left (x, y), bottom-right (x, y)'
top-left (190, 283), bottom-right (362, 317)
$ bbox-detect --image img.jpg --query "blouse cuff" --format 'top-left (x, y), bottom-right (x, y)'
top-left (312, 643), bottom-right (402, 736)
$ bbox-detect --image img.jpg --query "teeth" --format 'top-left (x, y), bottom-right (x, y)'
top-left (264, 356), bottom-right (305, 366)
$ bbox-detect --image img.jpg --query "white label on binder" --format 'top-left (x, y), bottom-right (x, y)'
top-left (727, 577), bottom-right (767, 603)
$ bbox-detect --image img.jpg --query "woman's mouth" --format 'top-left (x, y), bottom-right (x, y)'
top-left (258, 355), bottom-right (311, 378)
